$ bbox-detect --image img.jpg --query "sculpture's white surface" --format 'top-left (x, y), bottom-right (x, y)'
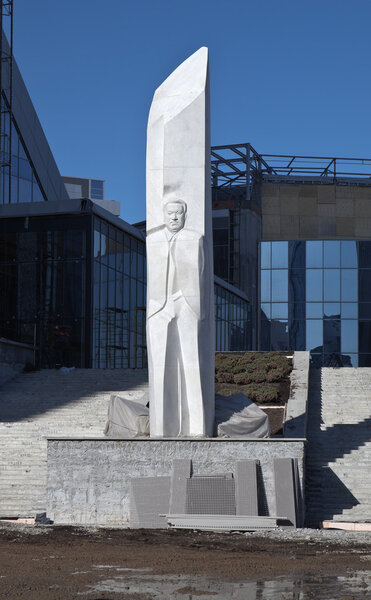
top-left (146, 47), bottom-right (215, 438)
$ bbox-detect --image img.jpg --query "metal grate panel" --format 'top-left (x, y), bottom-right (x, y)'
top-left (185, 477), bottom-right (236, 515)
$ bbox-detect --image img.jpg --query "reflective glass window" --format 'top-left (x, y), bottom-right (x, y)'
top-left (306, 303), bottom-right (323, 318)
top-left (306, 270), bottom-right (322, 301)
top-left (306, 319), bottom-right (323, 351)
top-left (289, 269), bottom-right (305, 304)
top-left (324, 269), bottom-right (340, 301)
top-left (324, 303), bottom-right (340, 318)
top-left (32, 183), bottom-right (44, 203)
top-left (341, 303), bottom-right (358, 319)
top-left (108, 236), bottom-right (117, 270)
top-left (260, 318), bottom-right (271, 350)
top-left (64, 230), bottom-right (84, 259)
top-left (214, 246), bottom-right (228, 280)
top-left (116, 237), bottom-right (124, 272)
top-left (306, 241), bottom-right (322, 268)
top-left (289, 320), bottom-right (306, 350)
top-left (292, 302), bottom-right (306, 320)
top-left (108, 268), bottom-right (115, 308)
top-left (358, 241), bottom-right (371, 268)
top-left (342, 353), bottom-right (358, 367)
top-left (341, 241), bottom-right (358, 268)
top-left (271, 270), bottom-right (288, 302)
top-left (324, 241), bottom-right (340, 268)
top-left (94, 229), bottom-right (100, 259)
top-left (137, 245), bottom-right (145, 280)
top-left (261, 270), bottom-right (271, 302)
top-left (18, 178), bottom-right (32, 203)
top-left (130, 239), bottom-right (138, 277)
top-left (341, 269), bottom-right (357, 302)
top-left (213, 229), bottom-right (228, 245)
top-left (359, 354), bottom-right (371, 366)
top-left (260, 303), bottom-right (270, 319)
top-left (11, 176), bottom-right (17, 203)
top-left (100, 265), bottom-right (108, 314)
top-left (123, 276), bottom-right (130, 312)
top-left (271, 241), bottom-right (288, 268)
top-left (323, 319), bottom-right (340, 353)
top-left (261, 242), bottom-right (271, 269)
top-left (341, 320), bottom-right (358, 353)
top-left (270, 320), bottom-right (288, 350)
top-left (100, 230), bottom-right (108, 265)
top-left (271, 303), bottom-right (288, 319)
top-left (123, 240), bottom-right (130, 275)
top-left (359, 270), bottom-right (371, 302)
top-left (359, 303), bottom-right (371, 320)
top-left (18, 157), bottom-right (33, 181)
top-left (289, 241), bottom-right (305, 269)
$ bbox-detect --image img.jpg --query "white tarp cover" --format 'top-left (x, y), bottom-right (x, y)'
top-left (104, 393), bottom-right (149, 438)
top-left (104, 391), bottom-right (270, 439)
top-left (215, 392), bottom-right (270, 438)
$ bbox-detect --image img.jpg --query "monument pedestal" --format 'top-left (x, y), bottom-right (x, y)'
top-left (46, 437), bottom-right (305, 527)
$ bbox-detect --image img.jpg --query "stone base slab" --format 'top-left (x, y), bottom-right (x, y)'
top-left (46, 438), bottom-right (305, 526)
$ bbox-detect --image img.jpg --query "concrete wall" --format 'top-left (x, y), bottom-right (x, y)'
top-left (261, 182), bottom-right (371, 240)
top-left (47, 438), bottom-right (304, 526)
top-left (284, 352), bottom-right (310, 438)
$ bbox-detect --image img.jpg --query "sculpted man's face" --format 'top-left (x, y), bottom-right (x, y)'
top-left (164, 202), bottom-right (186, 233)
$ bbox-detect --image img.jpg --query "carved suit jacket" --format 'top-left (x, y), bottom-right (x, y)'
top-left (146, 227), bottom-right (209, 320)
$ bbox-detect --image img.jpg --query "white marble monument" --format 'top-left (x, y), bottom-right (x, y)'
top-left (146, 47), bottom-right (215, 438)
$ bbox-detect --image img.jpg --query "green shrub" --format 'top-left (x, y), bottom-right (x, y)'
top-left (215, 351), bottom-right (292, 405)
top-left (215, 371), bottom-right (235, 384)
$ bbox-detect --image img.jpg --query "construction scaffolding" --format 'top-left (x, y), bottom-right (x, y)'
top-left (0, 0), bottom-right (13, 201)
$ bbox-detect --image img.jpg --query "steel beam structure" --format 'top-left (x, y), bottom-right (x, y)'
top-left (211, 144), bottom-right (371, 193)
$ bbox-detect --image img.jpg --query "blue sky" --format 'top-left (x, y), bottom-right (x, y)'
top-left (13, 0), bottom-right (371, 223)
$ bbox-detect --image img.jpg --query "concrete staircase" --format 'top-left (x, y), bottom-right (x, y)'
top-left (306, 368), bottom-right (371, 526)
top-left (0, 368), bottom-right (148, 517)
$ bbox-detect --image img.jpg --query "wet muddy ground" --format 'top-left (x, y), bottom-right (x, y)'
top-left (0, 525), bottom-right (370, 599)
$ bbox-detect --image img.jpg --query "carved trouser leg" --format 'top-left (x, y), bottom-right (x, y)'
top-left (174, 298), bottom-right (205, 436)
top-left (147, 296), bottom-right (205, 437)
top-left (147, 310), bottom-right (171, 437)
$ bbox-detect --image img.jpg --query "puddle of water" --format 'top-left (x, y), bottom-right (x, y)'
top-left (78, 567), bottom-right (371, 599)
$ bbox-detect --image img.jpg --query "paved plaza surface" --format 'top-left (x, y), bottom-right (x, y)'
top-left (0, 524), bottom-right (369, 599)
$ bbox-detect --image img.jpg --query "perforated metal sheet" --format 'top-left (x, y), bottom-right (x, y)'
top-left (185, 477), bottom-right (236, 515)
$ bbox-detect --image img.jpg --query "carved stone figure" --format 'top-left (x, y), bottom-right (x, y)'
top-left (146, 48), bottom-right (215, 437)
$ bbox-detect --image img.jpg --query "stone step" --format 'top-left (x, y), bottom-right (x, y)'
top-left (305, 367), bottom-right (371, 526)
top-left (0, 368), bottom-right (148, 516)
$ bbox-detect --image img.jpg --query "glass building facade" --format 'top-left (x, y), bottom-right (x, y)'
top-left (0, 205), bottom-right (251, 369)
top-left (213, 210), bottom-right (229, 281)
top-left (0, 97), bottom-right (46, 204)
top-left (0, 215), bottom-right (88, 367)
top-left (260, 240), bottom-right (371, 366)
top-left (215, 282), bottom-right (250, 351)
top-left (93, 217), bottom-right (147, 369)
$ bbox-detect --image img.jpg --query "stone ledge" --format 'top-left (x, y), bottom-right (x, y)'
top-left (284, 351), bottom-right (310, 439)
top-left (46, 436), bottom-right (307, 443)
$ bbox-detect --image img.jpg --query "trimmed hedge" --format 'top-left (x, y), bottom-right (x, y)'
top-left (215, 351), bottom-right (292, 405)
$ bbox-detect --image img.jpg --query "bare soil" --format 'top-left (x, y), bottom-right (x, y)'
top-left (0, 525), bottom-right (369, 599)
